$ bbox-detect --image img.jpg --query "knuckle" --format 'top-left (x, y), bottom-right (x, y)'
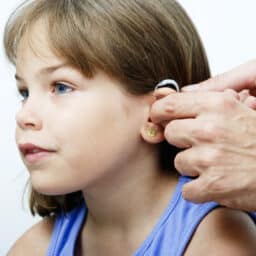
top-left (164, 120), bottom-right (178, 142)
top-left (223, 91), bottom-right (238, 106)
top-left (197, 117), bottom-right (229, 143)
top-left (196, 148), bottom-right (222, 168)
top-left (215, 93), bottom-right (238, 110)
top-left (196, 157), bottom-right (211, 169)
top-left (203, 174), bottom-right (222, 193)
top-left (174, 152), bottom-right (199, 176)
top-left (163, 96), bottom-right (177, 116)
top-left (205, 74), bottom-right (226, 91)
top-left (199, 122), bottom-right (219, 142)
top-left (174, 152), bottom-right (185, 170)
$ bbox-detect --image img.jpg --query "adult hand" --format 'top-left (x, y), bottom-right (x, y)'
top-left (184, 59), bottom-right (256, 95)
top-left (150, 60), bottom-right (256, 211)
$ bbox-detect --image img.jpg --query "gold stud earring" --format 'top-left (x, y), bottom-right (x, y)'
top-left (147, 127), bottom-right (157, 137)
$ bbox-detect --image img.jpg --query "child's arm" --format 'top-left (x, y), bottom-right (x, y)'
top-left (184, 208), bottom-right (256, 256)
top-left (7, 217), bottom-right (54, 256)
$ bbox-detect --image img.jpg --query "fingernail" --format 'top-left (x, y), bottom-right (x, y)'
top-left (182, 84), bottom-right (201, 92)
top-left (153, 87), bottom-right (176, 94)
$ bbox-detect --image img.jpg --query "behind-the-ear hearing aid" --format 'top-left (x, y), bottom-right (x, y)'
top-left (154, 79), bottom-right (180, 92)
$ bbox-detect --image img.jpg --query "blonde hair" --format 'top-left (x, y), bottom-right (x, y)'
top-left (4, 0), bottom-right (211, 217)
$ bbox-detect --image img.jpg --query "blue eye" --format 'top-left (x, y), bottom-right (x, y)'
top-left (18, 88), bottom-right (29, 101)
top-left (16, 83), bottom-right (73, 102)
top-left (54, 83), bottom-right (73, 94)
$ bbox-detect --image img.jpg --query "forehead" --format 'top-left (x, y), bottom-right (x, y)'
top-left (16, 18), bottom-right (60, 68)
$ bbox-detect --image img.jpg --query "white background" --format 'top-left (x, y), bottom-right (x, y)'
top-left (0, 1), bottom-right (256, 255)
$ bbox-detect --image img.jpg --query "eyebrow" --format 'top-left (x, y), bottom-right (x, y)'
top-left (14, 63), bottom-right (69, 81)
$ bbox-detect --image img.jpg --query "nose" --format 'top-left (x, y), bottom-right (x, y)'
top-left (16, 99), bottom-right (43, 131)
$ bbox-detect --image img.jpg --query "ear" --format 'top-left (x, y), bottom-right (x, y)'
top-left (140, 118), bottom-right (165, 144)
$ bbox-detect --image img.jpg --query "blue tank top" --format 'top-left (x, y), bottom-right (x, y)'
top-left (46, 176), bottom-right (256, 255)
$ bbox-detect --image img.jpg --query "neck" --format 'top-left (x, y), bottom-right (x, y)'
top-left (81, 149), bottom-right (178, 232)
top-left (78, 147), bottom-right (179, 254)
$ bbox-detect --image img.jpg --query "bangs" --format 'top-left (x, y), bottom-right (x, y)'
top-left (45, 2), bottom-right (105, 78)
top-left (4, 0), bottom-right (114, 78)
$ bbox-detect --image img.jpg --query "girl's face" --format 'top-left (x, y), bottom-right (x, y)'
top-left (15, 23), bottom-right (153, 195)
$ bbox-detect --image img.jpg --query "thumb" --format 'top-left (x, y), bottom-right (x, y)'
top-left (182, 177), bottom-right (214, 203)
top-left (182, 59), bottom-right (256, 93)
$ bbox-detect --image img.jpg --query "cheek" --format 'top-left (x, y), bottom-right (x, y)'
top-left (52, 99), bottom-right (140, 174)
top-left (60, 108), bottom-right (126, 162)
top-left (30, 95), bottom-right (144, 194)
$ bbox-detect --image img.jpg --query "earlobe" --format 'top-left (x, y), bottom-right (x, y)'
top-left (140, 121), bottom-right (165, 144)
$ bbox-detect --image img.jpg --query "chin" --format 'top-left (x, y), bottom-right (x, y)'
top-left (30, 174), bottom-right (76, 196)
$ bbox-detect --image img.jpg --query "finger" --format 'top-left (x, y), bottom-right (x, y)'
top-left (174, 144), bottom-right (229, 178)
top-left (238, 89), bottom-right (250, 103)
top-left (153, 87), bottom-right (177, 100)
top-left (150, 91), bottom-right (237, 124)
top-left (182, 176), bottom-right (215, 203)
top-left (182, 59), bottom-right (256, 92)
top-left (173, 148), bottom-right (200, 177)
top-left (244, 96), bottom-right (256, 110)
top-left (150, 93), bottom-right (197, 124)
top-left (164, 119), bottom-right (199, 148)
top-left (150, 92), bottom-right (205, 124)
top-left (224, 89), bottom-right (240, 100)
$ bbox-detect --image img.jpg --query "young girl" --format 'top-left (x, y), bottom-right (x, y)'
top-left (4, 0), bottom-right (256, 255)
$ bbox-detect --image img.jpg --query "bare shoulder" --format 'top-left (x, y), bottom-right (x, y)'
top-left (184, 207), bottom-right (256, 256)
top-left (7, 216), bottom-right (55, 256)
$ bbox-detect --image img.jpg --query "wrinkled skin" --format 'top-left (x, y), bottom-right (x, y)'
top-left (150, 59), bottom-right (256, 211)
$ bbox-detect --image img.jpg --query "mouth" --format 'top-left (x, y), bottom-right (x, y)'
top-left (18, 143), bottom-right (56, 164)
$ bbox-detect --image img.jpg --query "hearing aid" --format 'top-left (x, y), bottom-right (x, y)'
top-left (154, 79), bottom-right (180, 92)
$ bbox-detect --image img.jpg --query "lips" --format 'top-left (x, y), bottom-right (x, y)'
top-left (19, 143), bottom-right (55, 156)
top-left (18, 143), bottom-right (56, 164)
